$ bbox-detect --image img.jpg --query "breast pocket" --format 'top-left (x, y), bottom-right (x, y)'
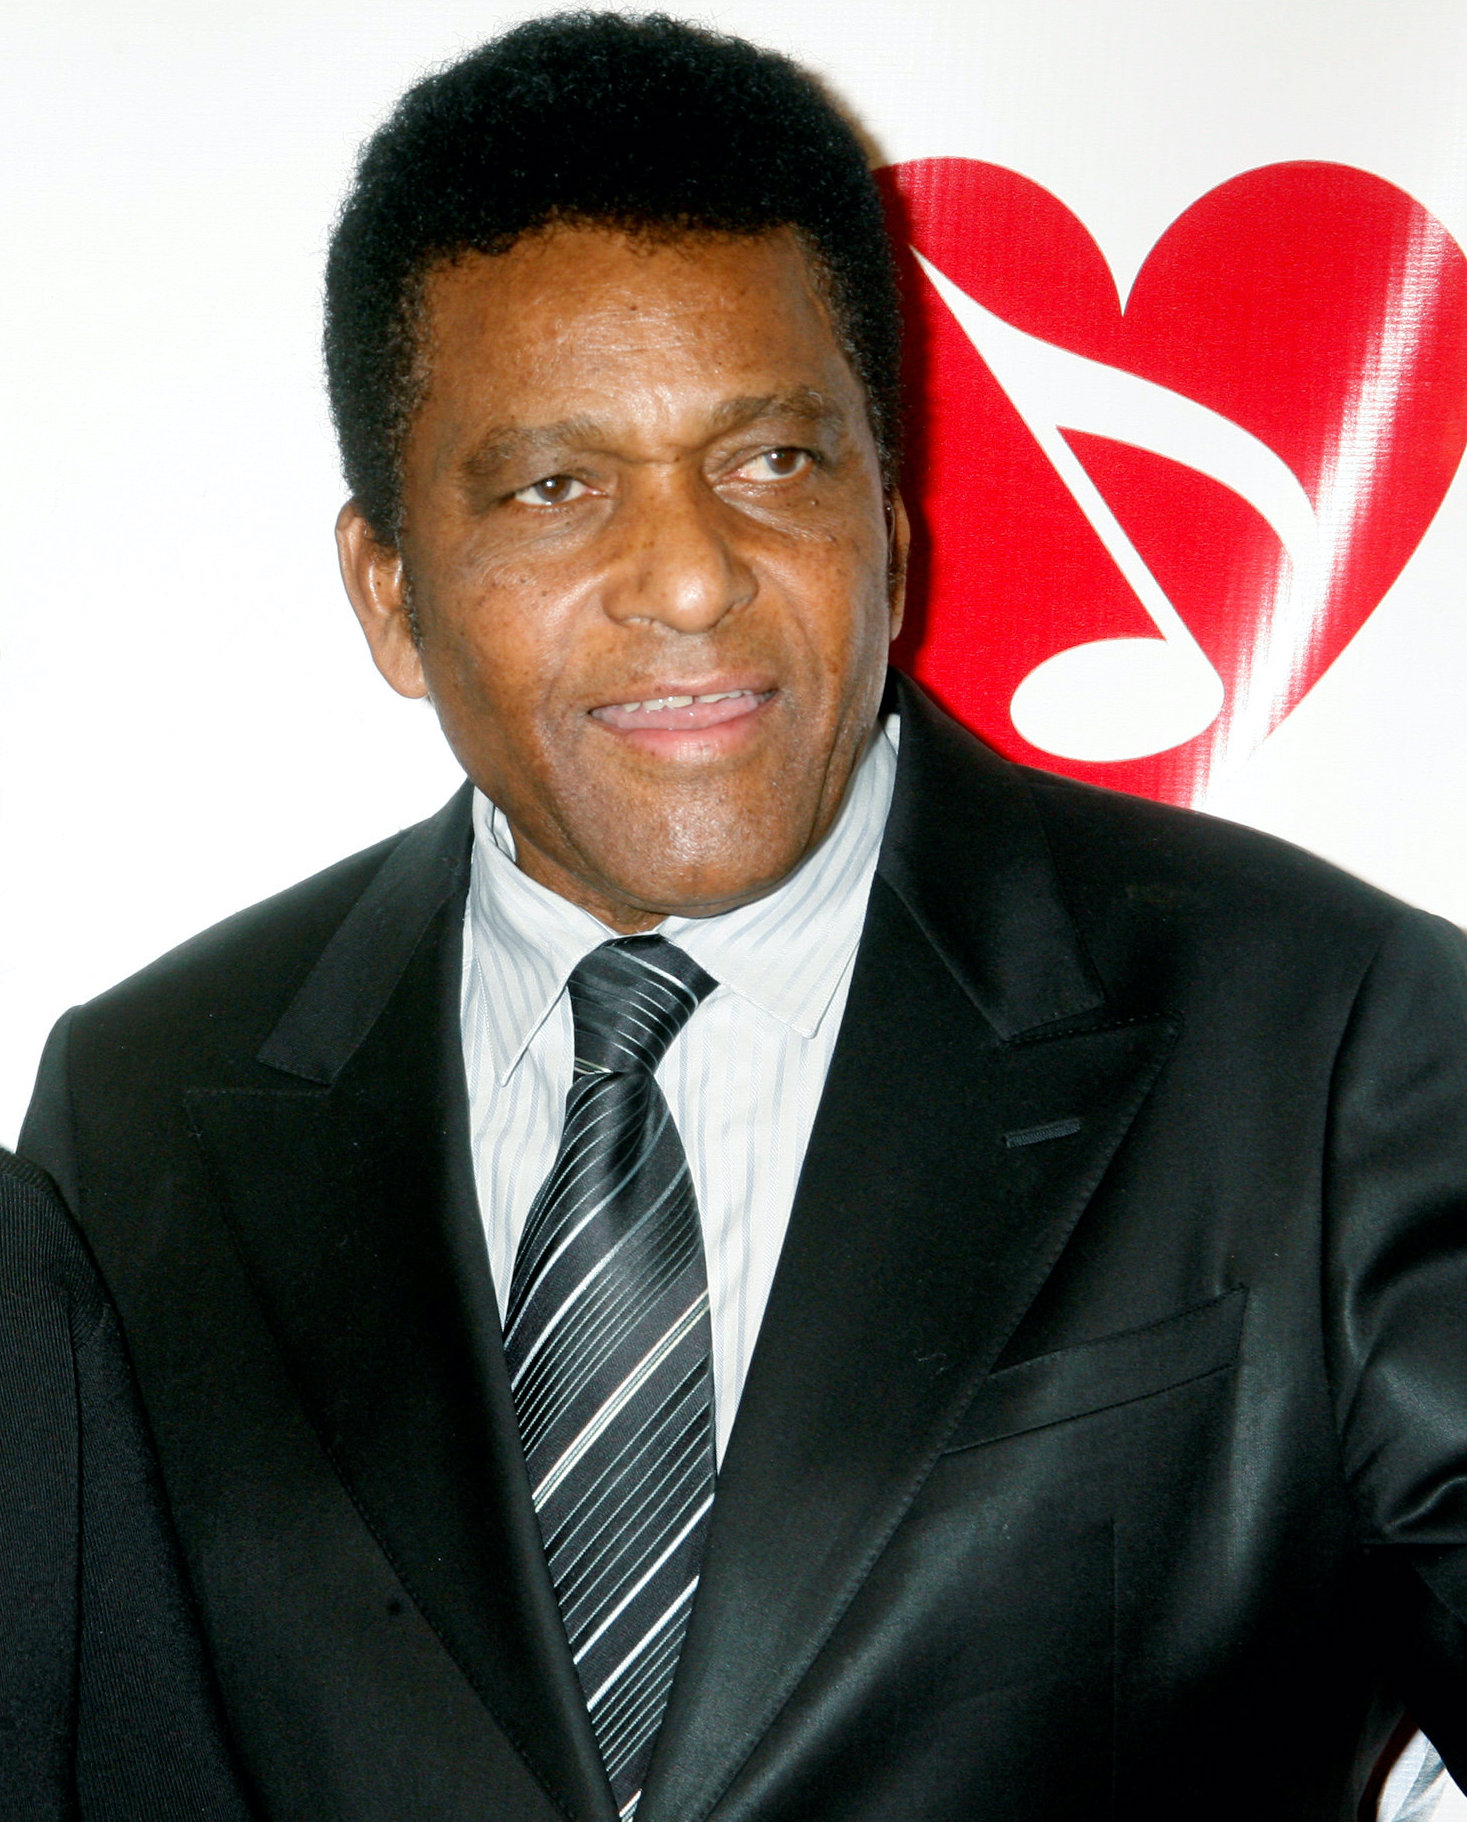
top-left (942, 1286), bottom-right (1248, 1455)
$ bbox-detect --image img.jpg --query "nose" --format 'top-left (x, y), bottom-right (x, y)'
top-left (601, 469), bottom-right (756, 633)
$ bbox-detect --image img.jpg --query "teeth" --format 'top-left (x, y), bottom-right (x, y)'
top-left (613, 689), bottom-right (752, 712)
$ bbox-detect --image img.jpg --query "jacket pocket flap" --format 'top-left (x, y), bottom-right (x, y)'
top-left (943, 1287), bottom-right (1247, 1454)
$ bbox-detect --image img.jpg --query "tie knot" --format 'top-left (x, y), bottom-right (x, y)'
top-left (567, 936), bottom-right (717, 1076)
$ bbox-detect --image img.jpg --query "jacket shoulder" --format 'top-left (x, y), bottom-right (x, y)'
top-left (891, 673), bottom-right (1428, 963)
top-left (56, 804), bottom-right (458, 1083)
top-left (0, 1147), bottom-right (104, 1329)
top-left (1015, 763), bottom-right (1462, 1016)
top-left (1023, 763), bottom-right (1418, 932)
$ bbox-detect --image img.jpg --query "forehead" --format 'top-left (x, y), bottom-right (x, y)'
top-left (413, 224), bottom-right (862, 430)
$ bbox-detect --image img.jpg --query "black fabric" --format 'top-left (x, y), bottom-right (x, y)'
top-left (0, 1147), bottom-right (255, 1820)
top-left (19, 671), bottom-right (1467, 1821)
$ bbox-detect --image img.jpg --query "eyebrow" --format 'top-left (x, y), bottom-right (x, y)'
top-left (458, 388), bottom-right (846, 481)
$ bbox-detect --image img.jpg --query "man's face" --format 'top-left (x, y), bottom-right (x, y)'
top-left (338, 224), bottom-right (906, 931)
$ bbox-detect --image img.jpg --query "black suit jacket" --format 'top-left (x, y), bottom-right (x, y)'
top-left (0, 1148), bottom-right (254, 1819)
top-left (21, 676), bottom-right (1467, 1821)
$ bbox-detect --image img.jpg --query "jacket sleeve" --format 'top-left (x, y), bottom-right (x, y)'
top-left (0, 1146), bottom-right (257, 1820)
top-left (19, 1008), bottom-right (83, 1214)
top-left (72, 1278), bottom-right (258, 1819)
top-left (1324, 907), bottom-right (1467, 1778)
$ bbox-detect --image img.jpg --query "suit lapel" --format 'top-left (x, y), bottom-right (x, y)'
top-left (175, 684), bottom-right (1180, 1822)
top-left (186, 787), bottom-right (616, 1822)
top-left (638, 680), bottom-right (1178, 1822)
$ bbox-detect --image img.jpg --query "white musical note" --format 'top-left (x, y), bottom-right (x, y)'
top-left (916, 252), bottom-right (1319, 763)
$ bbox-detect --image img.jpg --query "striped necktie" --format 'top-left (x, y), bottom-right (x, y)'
top-left (505, 934), bottom-right (718, 1817)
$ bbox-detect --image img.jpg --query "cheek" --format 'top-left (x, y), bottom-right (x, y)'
top-left (800, 553), bottom-right (897, 692)
top-left (425, 570), bottom-right (565, 706)
top-left (416, 615), bottom-right (538, 779)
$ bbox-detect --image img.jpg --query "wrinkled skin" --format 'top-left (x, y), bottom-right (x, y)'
top-left (338, 224), bottom-right (907, 931)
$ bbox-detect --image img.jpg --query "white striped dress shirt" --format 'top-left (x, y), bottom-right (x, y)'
top-left (460, 717), bottom-right (898, 1463)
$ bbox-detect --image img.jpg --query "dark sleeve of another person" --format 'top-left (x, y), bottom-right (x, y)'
top-left (0, 1147), bottom-right (256, 1821)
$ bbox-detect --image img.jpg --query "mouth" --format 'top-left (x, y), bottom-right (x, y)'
top-left (590, 688), bottom-right (773, 733)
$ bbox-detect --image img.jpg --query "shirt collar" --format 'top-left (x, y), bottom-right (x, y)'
top-left (466, 716), bottom-right (898, 1085)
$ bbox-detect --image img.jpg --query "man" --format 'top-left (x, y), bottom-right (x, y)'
top-left (19, 12), bottom-right (1467, 1820)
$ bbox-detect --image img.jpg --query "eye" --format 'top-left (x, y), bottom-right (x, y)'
top-left (512, 473), bottom-right (590, 506)
top-left (734, 447), bottom-right (813, 482)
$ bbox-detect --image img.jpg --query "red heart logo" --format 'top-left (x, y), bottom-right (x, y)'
top-left (877, 160), bottom-right (1467, 805)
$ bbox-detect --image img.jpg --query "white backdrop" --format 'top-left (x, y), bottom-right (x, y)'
top-left (4, 0), bottom-right (1467, 1143)
top-left (3, 2), bottom-right (1467, 1814)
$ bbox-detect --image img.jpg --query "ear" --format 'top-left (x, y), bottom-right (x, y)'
top-left (886, 490), bottom-right (911, 643)
top-left (335, 500), bottom-right (429, 700)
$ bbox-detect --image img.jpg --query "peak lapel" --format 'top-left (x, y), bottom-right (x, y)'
top-left (186, 788), bottom-right (615, 1822)
top-left (638, 682), bottom-right (1178, 1822)
top-left (878, 672), bottom-right (1107, 1040)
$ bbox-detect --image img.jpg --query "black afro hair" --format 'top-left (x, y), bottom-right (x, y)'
top-left (323, 10), bottom-right (902, 544)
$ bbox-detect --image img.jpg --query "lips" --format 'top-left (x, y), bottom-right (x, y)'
top-left (591, 689), bottom-right (770, 732)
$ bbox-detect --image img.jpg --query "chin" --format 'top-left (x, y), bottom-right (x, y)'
top-left (568, 782), bottom-right (826, 918)
top-left (605, 845), bottom-right (803, 919)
